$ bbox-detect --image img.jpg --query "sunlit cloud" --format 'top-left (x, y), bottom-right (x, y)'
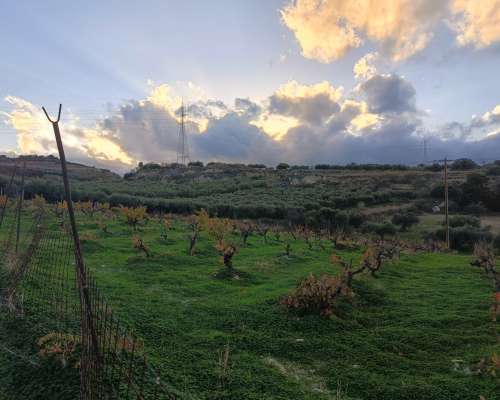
top-left (2, 95), bottom-right (135, 171)
top-left (450, 0), bottom-right (500, 48)
top-left (280, 0), bottom-right (447, 62)
top-left (281, 0), bottom-right (500, 64)
top-left (250, 112), bottom-right (299, 140)
top-left (353, 52), bottom-right (378, 80)
top-left (3, 75), bottom-right (500, 171)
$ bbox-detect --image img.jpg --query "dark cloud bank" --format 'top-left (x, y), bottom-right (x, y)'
top-left (92, 74), bottom-right (500, 172)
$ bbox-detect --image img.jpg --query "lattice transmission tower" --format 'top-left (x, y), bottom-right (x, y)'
top-left (176, 101), bottom-right (190, 164)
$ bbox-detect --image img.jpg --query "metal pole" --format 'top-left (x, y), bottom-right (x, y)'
top-left (42, 105), bottom-right (101, 374)
top-left (444, 157), bottom-right (450, 249)
top-left (15, 162), bottom-right (26, 254)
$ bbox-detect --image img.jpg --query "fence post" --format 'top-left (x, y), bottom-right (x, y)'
top-left (15, 162), bottom-right (26, 254)
top-left (0, 164), bottom-right (18, 231)
top-left (42, 105), bottom-right (101, 397)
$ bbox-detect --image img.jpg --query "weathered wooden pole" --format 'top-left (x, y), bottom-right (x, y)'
top-left (42, 104), bottom-right (101, 398)
top-left (15, 162), bottom-right (26, 254)
top-left (0, 164), bottom-right (18, 230)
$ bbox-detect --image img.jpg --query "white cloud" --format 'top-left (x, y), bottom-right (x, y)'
top-left (450, 0), bottom-right (500, 48)
top-left (354, 52), bottom-right (378, 80)
top-left (3, 77), bottom-right (500, 171)
top-left (281, 0), bottom-right (500, 64)
top-left (280, 0), bottom-right (448, 62)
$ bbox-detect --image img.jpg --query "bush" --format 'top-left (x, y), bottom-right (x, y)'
top-left (451, 158), bottom-right (478, 170)
top-left (424, 163), bottom-right (443, 172)
top-left (280, 273), bottom-right (348, 318)
top-left (492, 235), bottom-right (500, 254)
top-left (392, 213), bottom-right (419, 231)
top-left (348, 211), bottom-right (365, 229)
top-left (363, 222), bottom-right (397, 239)
top-left (486, 166), bottom-right (500, 176)
top-left (276, 163), bottom-right (290, 170)
top-left (247, 164), bottom-right (267, 169)
top-left (427, 227), bottom-right (493, 251)
top-left (188, 161), bottom-right (204, 167)
top-left (448, 215), bottom-right (480, 228)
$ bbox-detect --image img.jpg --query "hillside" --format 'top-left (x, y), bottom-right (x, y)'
top-left (0, 155), bottom-right (497, 223)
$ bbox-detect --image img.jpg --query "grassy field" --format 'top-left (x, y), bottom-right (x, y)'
top-left (1, 211), bottom-right (500, 399)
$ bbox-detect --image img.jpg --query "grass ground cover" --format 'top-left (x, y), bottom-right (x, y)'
top-left (1, 210), bottom-right (499, 399)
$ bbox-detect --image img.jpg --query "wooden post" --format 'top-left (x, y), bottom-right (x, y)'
top-left (0, 165), bottom-right (18, 230)
top-left (42, 105), bottom-right (101, 383)
top-left (15, 162), bottom-right (26, 254)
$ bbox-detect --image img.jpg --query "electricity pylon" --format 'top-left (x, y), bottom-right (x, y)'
top-left (176, 101), bottom-right (190, 165)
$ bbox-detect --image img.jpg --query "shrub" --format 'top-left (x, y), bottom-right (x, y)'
top-left (463, 204), bottom-right (485, 215)
top-left (132, 235), bottom-right (150, 257)
top-left (392, 213), bottom-right (419, 231)
top-left (280, 273), bottom-right (349, 318)
top-left (428, 227), bottom-right (493, 251)
top-left (276, 163), bottom-right (290, 170)
top-left (451, 158), bottom-right (478, 170)
top-left (31, 194), bottom-right (46, 214)
top-left (207, 217), bottom-right (232, 248)
top-left (121, 206), bottom-right (147, 230)
top-left (218, 243), bottom-right (237, 271)
top-left (424, 163), bottom-right (443, 172)
top-left (448, 215), bottom-right (480, 228)
top-left (493, 235), bottom-right (500, 254)
top-left (247, 164), bottom-right (266, 169)
top-left (281, 246), bottom-right (391, 318)
top-left (486, 166), bottom-right (500, 176)
top-left (159, 215), bottom-right (172, 242)
top-left (363, 222), bottom-right (397, 240)
top-left (470, 242), bottom-right (500, 321)
top-left (37, 332), bottom-right (80, 368)
top-left (348, 211), bottom-right (365, 229)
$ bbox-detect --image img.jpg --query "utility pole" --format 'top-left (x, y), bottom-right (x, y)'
top-left (434, 157), bottom-right (455, 249)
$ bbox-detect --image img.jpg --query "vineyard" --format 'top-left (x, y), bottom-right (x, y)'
top-left (1, 189), bottom-right (499, 398)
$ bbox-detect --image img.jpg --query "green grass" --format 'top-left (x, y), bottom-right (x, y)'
top-left (1, 210), bottom-right (500, 399)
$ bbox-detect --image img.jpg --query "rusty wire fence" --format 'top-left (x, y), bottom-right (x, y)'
top-left (0, 148), bottom-right (180, 398)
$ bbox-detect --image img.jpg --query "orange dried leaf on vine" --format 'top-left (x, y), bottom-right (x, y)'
top-left (330, 253), bottom-right (342, 265)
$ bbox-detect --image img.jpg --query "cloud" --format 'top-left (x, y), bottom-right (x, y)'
top-left (3, 77), bottom-right (500, 172)
top-left (269, 80), bottom-right (342, 125)
top-left (234, 98), bottom-right (262, 118)
top-left (2, 96), bottom-right (134, 172)
top-left (280, 0), bottom-right (448, 62)
top-left (354, 52), bottom-right (378, 80)
top-left (471, 104), bottom-right (500, 128)
top-left (281, 0), bottom-right (500, 64)
top-left (98, 100), bottom-right (182, 164)
top-left (359, 74), bottom-right (417, 114)
top-left (450, 0), bottom-right (500, 48)
top-left (192, 112), bottom-right (281, 164)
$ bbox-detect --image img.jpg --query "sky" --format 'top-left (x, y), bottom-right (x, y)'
top-left (1, 0), bottom-right (500, 172)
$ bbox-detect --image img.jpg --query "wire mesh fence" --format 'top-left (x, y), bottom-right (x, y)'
top-left (0, 165), bottom-right (178, 399)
